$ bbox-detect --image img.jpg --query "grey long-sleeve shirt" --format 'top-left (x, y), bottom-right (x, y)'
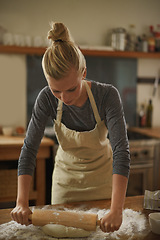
top-left (18, 80), bottom-right (130, 178)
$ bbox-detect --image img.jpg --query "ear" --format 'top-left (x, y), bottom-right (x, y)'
top-left (82, 67), bottom-right (87, 79)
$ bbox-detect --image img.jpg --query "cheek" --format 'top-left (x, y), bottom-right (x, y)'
top-left (75, 85), bottom-right (82, 96)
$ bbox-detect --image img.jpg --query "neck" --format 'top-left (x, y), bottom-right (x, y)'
top-left (73, 80), bottom-right (89, 107)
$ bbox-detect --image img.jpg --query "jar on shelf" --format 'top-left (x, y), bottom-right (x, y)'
top-left (128, 24), bottom-right (137, 51)
top-left (141, 34), bottom-right (148, 52)
top-left (111, 29), bottom-right (117, 50)
top-left (111, 28), bottom-right (126, 51)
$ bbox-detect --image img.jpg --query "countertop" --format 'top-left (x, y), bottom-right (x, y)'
top-left (0, 195), bottom-right (159, 240)
top-left (0, 135), bottom-right (54, 205)
top-left (0, 135), bottom-right (54, 147)
top-left (128, 127), bottom-right (160, 139)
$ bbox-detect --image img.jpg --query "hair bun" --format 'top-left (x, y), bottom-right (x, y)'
top-left (48, 22), bottom-right (73, 43)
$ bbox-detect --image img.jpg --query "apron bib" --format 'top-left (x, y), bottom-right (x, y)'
top-left (52, 80), bottom-right (113, 204)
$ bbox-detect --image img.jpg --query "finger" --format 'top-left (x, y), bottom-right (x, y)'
top-left (28, 209), bottom-right (33, 225)
top-left (17, 212), bottom-right (23, 224)
top-left (110, 224), bottom-right (115, 232)
top-left (10, 210), bottom-right (15, 221)
top-left (114, 225), bottom-right (120, 231)
top-left (105, 224), bottom-right (111, 232)
top-left (100, 223), bottom-right (105, 232)
top-left (101, 222), bottom-right (111, 233)
top-left (22, 216), bottom-right (29, 225)
top-left (23, 208), bottom-right (33, 225)
top-left (22, 212), bottom-right (30, 226)
top-left (100, 219), bottom-right (106, 232)
top-left (11, 209), bottom-right (18, 222)
top-left (110, 224), bottom-right (120, 232)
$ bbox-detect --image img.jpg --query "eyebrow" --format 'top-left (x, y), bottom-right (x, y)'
top-left (51, 85), bottom-right (77, 92)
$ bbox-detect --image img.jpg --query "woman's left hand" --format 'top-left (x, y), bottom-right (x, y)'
top-left (100, 210), bottom-right (122, 232)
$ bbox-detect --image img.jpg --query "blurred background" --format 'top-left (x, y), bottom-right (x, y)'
top-left (0, 0), bottom-right (160, 129)
top-left (0, 0), bottom-right (160, 208)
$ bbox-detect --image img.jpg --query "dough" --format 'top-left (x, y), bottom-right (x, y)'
top-left (42, 224), bottom-right (92, 238)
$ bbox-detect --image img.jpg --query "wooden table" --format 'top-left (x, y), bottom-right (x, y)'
top-left (129, 127), bottom-right (160, 139)
top-left (0, 196), bottom-right (159, 239)
top-left (0, 135), bottom-right (54, 205)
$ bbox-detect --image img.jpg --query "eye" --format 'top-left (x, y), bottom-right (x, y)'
top-left (67, 86), bottom-right (77, 92)
top-left (50, 88), bottom-right (60, 94)
top-left (52, 90), bottom-right (60, 94)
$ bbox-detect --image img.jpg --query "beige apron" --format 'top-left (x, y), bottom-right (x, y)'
top-left (51, 80), bottom-right (113, 204)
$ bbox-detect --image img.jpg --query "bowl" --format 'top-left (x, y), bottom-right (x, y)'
top-left (2, 127), bottom-right (14, 136)
top-left (149, 212), bottom-right (160, 235)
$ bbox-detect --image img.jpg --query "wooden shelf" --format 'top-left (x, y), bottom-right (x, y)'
top-left (82, 49), bottom-right (160, 58)
top-left (1, 45), bottom-right (160, 58)
top-left (0, 45), bottom-right (46, 56)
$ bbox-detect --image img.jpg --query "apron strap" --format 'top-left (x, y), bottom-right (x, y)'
top-left (83, 80), bottom-right (101, 124)
top-left (56, 99), bottom-right (63, 124)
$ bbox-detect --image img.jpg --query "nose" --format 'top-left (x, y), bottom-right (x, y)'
top-left (60, 92), bottom-right (69, 102)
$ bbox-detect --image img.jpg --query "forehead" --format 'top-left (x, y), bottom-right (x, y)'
top-left (47, 68), bottom-right (81, 91)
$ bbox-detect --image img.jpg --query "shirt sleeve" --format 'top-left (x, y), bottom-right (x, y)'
top-left (18, 88), bottom-right (52, 176)
top-left (104, 86), bottom-right (130, 178)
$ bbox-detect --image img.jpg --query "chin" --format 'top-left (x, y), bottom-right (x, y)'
top-left (64, 100), bottom-right (73, 105)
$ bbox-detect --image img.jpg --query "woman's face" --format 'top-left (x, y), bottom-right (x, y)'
top-left (44, 67), bottom-right (87, 106)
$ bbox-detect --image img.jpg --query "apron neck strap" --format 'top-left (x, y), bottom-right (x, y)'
top-left (83, 80), bottom-right (101, 124)
top-left (56, 99), bottom-right (63, 124)
top-left (56, 80), bottom-right (101, 124)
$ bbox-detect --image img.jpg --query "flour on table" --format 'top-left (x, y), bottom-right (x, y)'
top-left (0, 208), bottom-right (150, 240)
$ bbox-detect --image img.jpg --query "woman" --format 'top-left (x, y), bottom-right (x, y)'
top-left (11, 22), bottom-right (130, 233)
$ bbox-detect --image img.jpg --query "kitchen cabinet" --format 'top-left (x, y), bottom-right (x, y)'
top-left (0, 195), bottom-right (159, 239)
top-left (1, 45), bottom-right (160, 58)
top-left (0, 136), bottom-right (54, 205)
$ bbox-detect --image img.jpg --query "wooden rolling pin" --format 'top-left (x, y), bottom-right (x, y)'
top-left (29, 209), bottom-right (101, 231)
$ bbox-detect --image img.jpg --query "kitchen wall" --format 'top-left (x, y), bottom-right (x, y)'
top-left (0, 54), bottom-right (26, 127)
top-left (137, 59), bottom-right (160, 127)
top-left (0, 0), bottom-right (160, 127)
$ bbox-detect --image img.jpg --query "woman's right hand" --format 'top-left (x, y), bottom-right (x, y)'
top-left (10, 204), bottom-right (32, 226)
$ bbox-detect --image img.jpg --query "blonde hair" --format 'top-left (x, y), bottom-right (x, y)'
top-left (43, 22), bottom-right (86, 79)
